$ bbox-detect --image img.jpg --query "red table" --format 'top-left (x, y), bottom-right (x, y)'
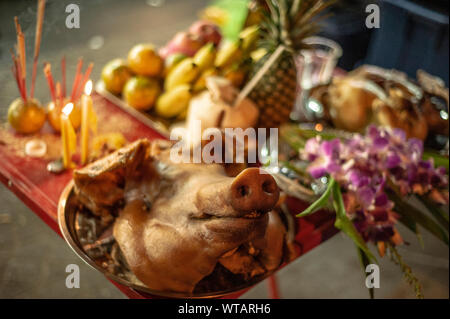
top-left (0, 92), bottom-right (337, 298)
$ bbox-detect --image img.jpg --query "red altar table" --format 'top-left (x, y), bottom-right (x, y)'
top-left (0, 92), bottom-right (337, 299)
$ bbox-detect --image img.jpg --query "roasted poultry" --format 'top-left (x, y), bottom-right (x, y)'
top-left (73, 139), bottom-right (293, 293)
top-left (308, 65), bottom-right (449, 141)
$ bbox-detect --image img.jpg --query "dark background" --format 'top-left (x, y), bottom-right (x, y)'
top-left (321, 0), bottom-right (449, 84)
top-left (0, 0), bottom-right (448, 298)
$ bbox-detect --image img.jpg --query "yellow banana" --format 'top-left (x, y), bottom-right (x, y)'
top-left (239, 25), bottom-right (259, 52)
top-left (193, 43), bottom-right (216, 71)
top-left (155, 84), bottom-right (192, 118)
top-left (175, 107), bottom-right (188, 121)
top-left (193, 67), bottom-right (219, 92)
top-left (250, 48), bottom-right (268, 63)
top-left (163, 53), bottom-right (187, 77)
top-left (164, 58), bottom-right (199, 90)
top-left (214, 38), bottom-right (243, 69)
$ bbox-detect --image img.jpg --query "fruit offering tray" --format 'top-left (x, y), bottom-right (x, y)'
top-left (0, 91), bottom-right (338, 298)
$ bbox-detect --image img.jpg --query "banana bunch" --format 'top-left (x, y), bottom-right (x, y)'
top-left (157, 25), bottom-right (260, 120)
top-left (215, 25), bottom-right (259, 69)
top-left (155, 84), bottom-right (193, 118)
top-left (213, 25), bottom-right (260, 89)
top-left (156, 43), bottom-right (216, 119)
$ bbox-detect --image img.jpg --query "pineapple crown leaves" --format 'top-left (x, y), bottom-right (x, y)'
top-left (259, 0), bottom-right (336, 53)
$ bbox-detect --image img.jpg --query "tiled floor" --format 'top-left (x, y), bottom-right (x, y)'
top-left (1, 183), bottom-right (448, 299)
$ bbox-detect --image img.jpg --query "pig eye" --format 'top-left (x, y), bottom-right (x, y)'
top-left (237, 185), bottom-right (250, 197)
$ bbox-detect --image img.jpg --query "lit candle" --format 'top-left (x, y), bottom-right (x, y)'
top-left (81, 80), bottom-right (96, 164)
top-left (61, 102), bottom-right (76, 169)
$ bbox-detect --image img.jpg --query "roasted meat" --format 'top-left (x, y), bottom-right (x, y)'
top-left (308, 65), bottom-right (449, 141)
top-left (74, 139), bottom-right (289, 293)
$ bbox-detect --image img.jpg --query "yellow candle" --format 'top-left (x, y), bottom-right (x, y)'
top-left (81, 80), bottom-right (93, 164)
top-left (61, 103), bottom-right (76, 168)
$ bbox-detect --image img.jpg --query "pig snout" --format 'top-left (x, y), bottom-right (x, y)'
top-left (195, 167), bottom-right (280, 218)
top-left (230, 168), bottom-right (279, 213)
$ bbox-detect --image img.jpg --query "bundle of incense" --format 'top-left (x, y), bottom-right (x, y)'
top-left (43, 57), bottom-right (94, 105)
top-left (30, 0), bottom-right (46, 98)
top-left (10, 0), bottom-right (46, 103)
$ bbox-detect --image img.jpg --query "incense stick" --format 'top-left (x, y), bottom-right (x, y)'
top-left (55, 82), bottom-right (62, 109)
top-left (17, 57), bottom-right (27, 101)
top-left (15, 23), bottom-right (26, 80)
top-left (12, 57), bottom-right (26, 101)
top-left (13, 17), bottom-right (28, 102)
top-left (70, 58), bottom-right (83, 101)
top-left (10, 50), bottom-right (22, 100)
top-left (43, 62), bottom-right (56, 104)
top-left (30, 0), bottom-right (46, 99)
top-left (61, 56), bottom-right (66, 98)
top-left (76, 62), bottom-right (94, 100)
top-left (14, 17), bottom-right (22, 71)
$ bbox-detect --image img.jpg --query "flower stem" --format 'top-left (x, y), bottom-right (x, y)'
top-left (387, 243), bottom-right (424, 299)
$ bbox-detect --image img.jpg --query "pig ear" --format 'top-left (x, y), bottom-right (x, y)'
top-left (73, 139), bottom-right (150, 213)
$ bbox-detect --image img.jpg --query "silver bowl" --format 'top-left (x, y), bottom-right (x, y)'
top-left (57, 181), bottom-right (276, 298)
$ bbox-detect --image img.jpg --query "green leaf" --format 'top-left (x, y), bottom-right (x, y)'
top-left (280, 124), bottom-right (337, 145)
top-left (280, 160), bottom-right (311, 180)
top-left (396, 209), bottom-right (424, 248)
top-left (280, 125), bottom-right (307, 152)
top-left (296, 178), bottom-right (335, 217)
top-left (299, 128), bottom-right (341, 141)
top-left (422, 150), bottom-right (449, 172)
top-left (389, 192), bottom-right (449, 246)
top-left (211, 0), bottom-right (250, 40)
top-left (416, 195), bottom-right (449, 231)
top-left (356, 246), bottom-right (374, 299)
top-left (385, 179), bottom-right (425, 247)
top-left (332, 183), bottom-right (377, 263)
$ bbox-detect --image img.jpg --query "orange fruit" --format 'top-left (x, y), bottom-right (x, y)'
top-left (123, 76), bottom-right (161, 111)
top-left (101, 59), bottom-right (133, 95)
top-left (47, 99), bottom-right (82, 132)
top-left (8, 98), bottom-right (46, 134)
top-left (128, 44), bottom-right (163, 77)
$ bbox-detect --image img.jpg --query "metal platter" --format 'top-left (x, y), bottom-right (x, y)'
top-left (57, 181), bottom-right (277, 299)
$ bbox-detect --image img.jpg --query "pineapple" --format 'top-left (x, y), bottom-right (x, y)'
top-left (249, 0), bottom-right (333, 128)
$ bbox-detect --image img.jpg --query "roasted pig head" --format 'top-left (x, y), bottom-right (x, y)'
top-left (73, 139), bottom-right (281, 293)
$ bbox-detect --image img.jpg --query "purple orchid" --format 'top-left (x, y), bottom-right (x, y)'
top-left (300, 125), bottom-right (449, 244)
